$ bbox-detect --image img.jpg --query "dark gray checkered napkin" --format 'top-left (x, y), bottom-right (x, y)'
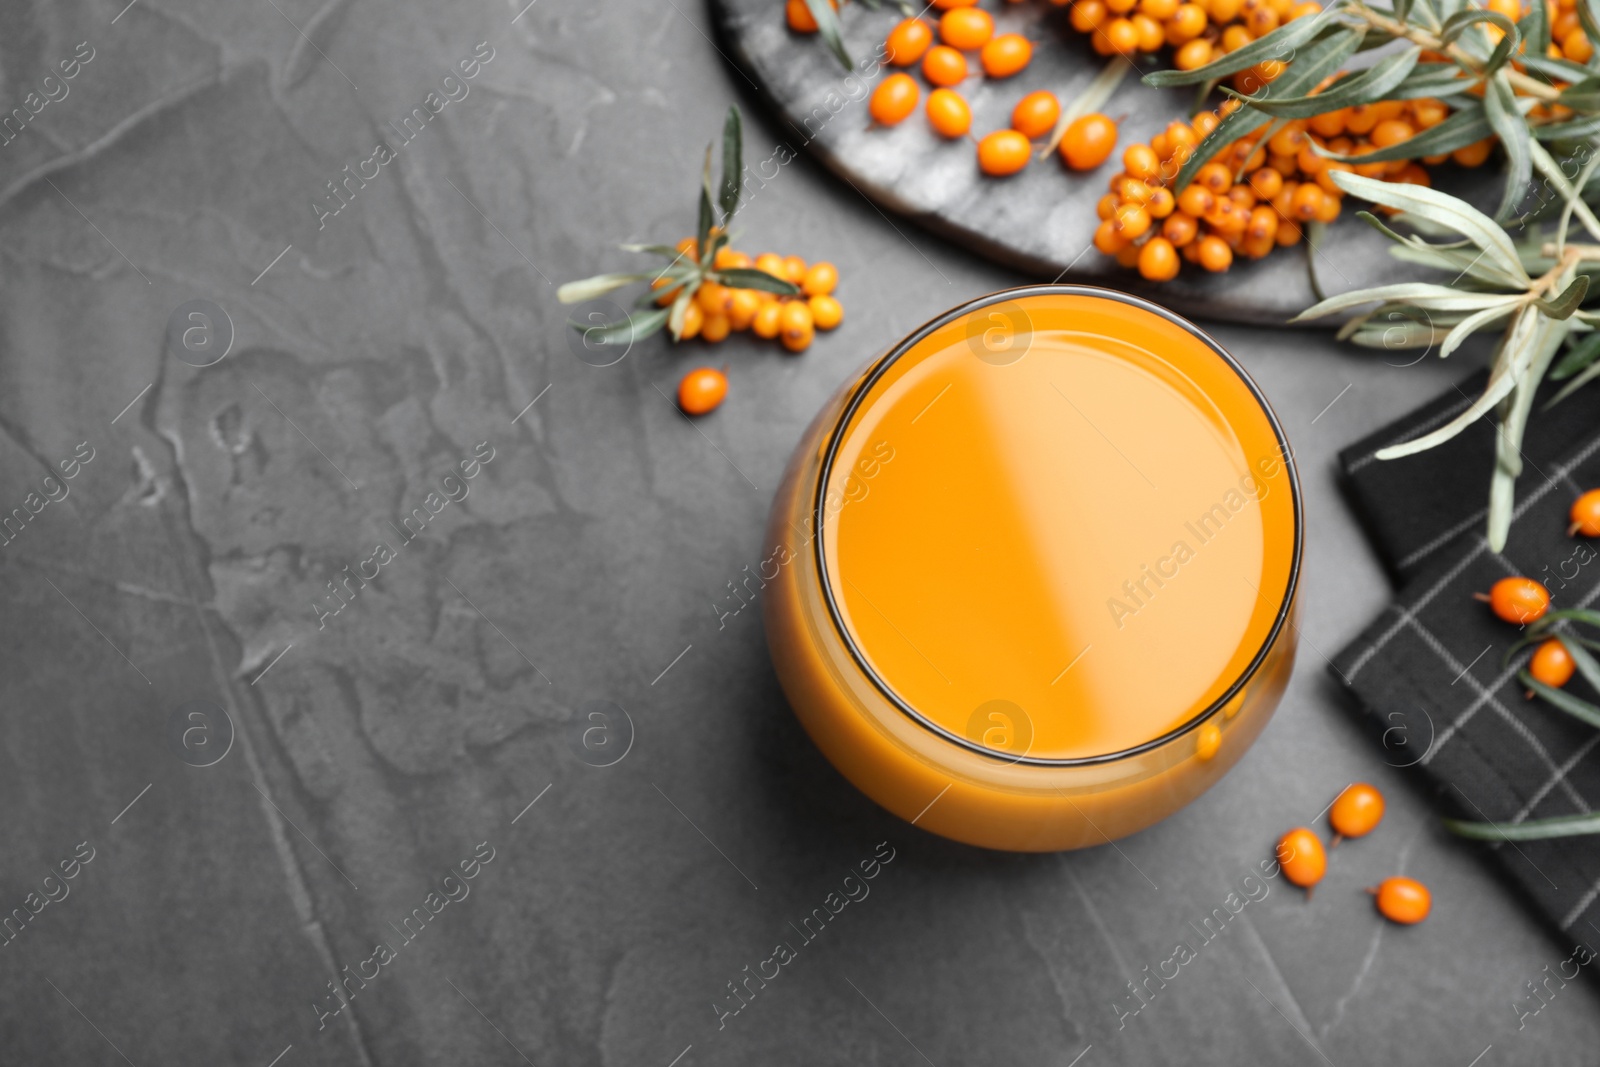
top-left (1332, 373), bottom-right (1600, 938)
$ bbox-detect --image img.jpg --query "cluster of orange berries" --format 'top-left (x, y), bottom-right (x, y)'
top-left (1091, 93), bottom-right (1476, 279)
top-left (1482, 0), bottom-right (1595, 62)
top-left (854, 0), bottom-right (1045, 176)
top-left (1276, 785), bottom-right (1431, 923)
top-left (656, 237), bottom-right (843, 354)
top-left (1061, 0), bottom-right (1321, 74)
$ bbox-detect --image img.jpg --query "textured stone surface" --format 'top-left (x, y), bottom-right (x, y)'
top-left (0, 1), bottom-right (1595, 1066)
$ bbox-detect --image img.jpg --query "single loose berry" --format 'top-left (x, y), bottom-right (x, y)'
top-left (1569, 488), bottom-right (1600, 536)
top-left (978, 130), bottom-right (1032, 175)
top-left (885, 18), bottom-right (934, 65)
top-left (1276, 827), bottom-right (1327, 893)
top-left (981, 33), bottom-right (1033, 77)
top-left (927, 88), bottom-right (973, 138)
top-left (1371, 876), bottom-right (1431, 924)
top-left (869, 73), bottom-right (920, 126)
top-left (1329, 783), bottom-right (1385, 843)
top-left (922, 45), bottom-right (969, 87)
top-left (939, 6), bottom-right (994, 49)
top-left (1476, 577), bottom-right (1550, 625)
top-left (1060, 113), bottom-right (1118, 170)
top-left (677, 367), bottom-right (727, 415)
top-left (1011, 90), bottom-right (1060, 139)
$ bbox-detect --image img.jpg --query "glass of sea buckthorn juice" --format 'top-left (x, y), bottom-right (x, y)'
top-left (763, 286), bottom-right (1302, 851)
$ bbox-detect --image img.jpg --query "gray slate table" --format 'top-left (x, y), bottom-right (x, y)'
top-left (1, 2), bottom-right (1596, 1065)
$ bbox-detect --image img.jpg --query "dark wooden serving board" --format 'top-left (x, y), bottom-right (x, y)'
top-left (709, 0), bottom-right (1493, 326)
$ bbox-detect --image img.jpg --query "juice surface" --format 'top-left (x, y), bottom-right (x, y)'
top-left (821, 293), bottom-right (1298, 762)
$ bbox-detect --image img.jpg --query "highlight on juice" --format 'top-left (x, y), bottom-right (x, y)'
top-left (763, 286), bottom-right (1302, 851)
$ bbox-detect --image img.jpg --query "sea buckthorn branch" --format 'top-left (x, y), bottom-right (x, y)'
top-left (558, 107), bottom-right (805, 347)
top-left (1296, 169), bottom-right (1600, 550)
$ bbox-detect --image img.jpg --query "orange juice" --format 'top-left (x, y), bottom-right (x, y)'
top-left (764, 287), bottom-right (1301, 851)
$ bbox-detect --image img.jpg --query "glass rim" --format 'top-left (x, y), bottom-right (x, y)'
top-left (811, 284), bottom-right (1305, 769)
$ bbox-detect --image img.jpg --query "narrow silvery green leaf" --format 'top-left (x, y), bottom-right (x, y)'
top-left (1483, 71), bottom-right (1532, 221)
top-left (1489, 311), bottom-right (1567, 548)
top-left (1528, 138), bottom-right (1600, 244)
top-left (1551, 331), bottom-right (1600, 380)
top-left (1319, 100), bottom-right (1490, 163)
top-left (1446, 811), bottom-right (1600, 840)
top-left (1293, 284), bottom-right (1523, 320)
top-left (1239, 46), bottom-right (1419, 118)
top-left (1521, 668), bottom-right (1600, 728)
top-left (1143, 10), bottom-right (1340, 86)
top-left (804, 0), bottom-right (854, 68)
top-left (1385, 61), bottom-right (1474, 99)
top-left (569, 305), bottom-right (669, 347)
top-left (1440, 7), bottom-right (1518, 43)
top-left (1374, 307), bottom-right (1534, 460)
top-left (1545, 351), bottom-right (1600, 406)
top-left (1519, 0), bottom-right (1551, 59)
top-left (1326, 171), bottom-right (1530, 284)
top-left (1558, 634), bottom-right (1600, 696)
top-left (1535, 274), bottom-right (1591, 319)
top-left (1438, 302), bottom-right (1517, 357)
top-left (557, 271), bottom-right (659, 304)
top-left (719, 107), bottom-right (743, 223)
top-left (711, 268), bottom-right (801, 295)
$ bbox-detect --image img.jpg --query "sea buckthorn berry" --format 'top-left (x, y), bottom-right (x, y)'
top-left (679, 301), bottom-right (704, 340)
top-left (1061, 113), bottom-right (1119, 170)
top-left (1276, 217), bottom-right (1302, 245)
top-left (1174, 37), bottom-right (1214, 69)
top-left (1477, 577), bottom-right (1551, 625)
top-left (1141, 0), bottom-right (1180, 17)
top-left (1177, 184), bottom-right (1215, 217)
top-left (1071, 0), bottom-right (1109, 31)
top-left (1314, 193), bottom-right (1341, 223)
top-left (808, 294), bottom-right (843, 330)
top-left (1222, 24), bottom-right (1256, 52)
top-left (1115, 242), bottom-right (1142, 268)
top-left (1101, 17), bottom-right (1140, 53)
top-left (728, 290), bottom-right (761, 330)
top-left (677, 367), bottom-right (727, 415)
top-left (1093, 218), bottom-right (1129, 254)
top-left (1130, 13), bottom-right (1166, 50)
top-left (1345, 103), bottom-right (1380, 135)
top-left (755, 252), bottom-right (785, 278)
top-left (1329, 783), bottom-right (1385, 842)
top-left (1316, 160), bottom-right (1353, 196)
top-left (1167, 3), bottom-right (1208, 40)
top-left (1124, 143), bottom-right (1161, 181)
top-left (675, 236), bottom-right (701, 261)
top-left (652, 276), bottom-right (683, 307)
top-left (752, 301), bottom-right (782, 339)
top-left (1196, 161), bottom-right (1233, 194)
top-left (1249, 167), bottom-right (1284, 199)
top-left (922, 45), bottom-right (968, 86)
top-left (939, 7), bottom-right (994, 49)
top-left (1276, 827), bottom-right (1327, 891)
top-left (1411, 98), bottom-right (1448, 129)
top-left (1228, 185), bottom-right (1258, 208)
top-left (1197, 234), bottom-right (1233, 272)
top-left (696, 280), bottom-right (731, 314)
top-left (982, 34), bottom-right (1034, 76)
top-left (1193, 111), bottom-right (1221, 137)
top-left (1247, 204), bottom-right (1279, 241)
top-left (801, 262), bottom-right (838, 297)
top-left (1107, 0), bottom-right (1139, 13)
top-left (780, 301), bottom-right (815, 352)
top-left (781, 255), bottom-right (807, 284)
top-left (1096, 193), bottom-right (1119, 219)
top-left (1162, 211), bottom-right (1198, 246)
top-left (1308, 108), bottom-right (1347, 137)
top-left (1529, 638), bottom-right (1576, 690)
top-left (1147, 187), bottom-right (1176, 218)
top-left (1289, 1), bottom-right (1322, 16)
top-left (1112, 201), bottom-right (1152, 239)
top-left (927, 88), bottom-right (973, 137)
top-left (885, 18), bottom-right (935, 65)
top-left (869, 73), bottom-right (920, 125)
top-left (1012, 90), bottom-right (1061, 138)
top-left (1290, 182), bottom-right (1325, 220)
top-left (1452, 138), bottom-right (1494, 167)
top-left (1372, 877), bottom-right (1431, 925)
top-left (1208, 0), bottom-right (1245, 20)
top-left (1371, 118), bottom-right (1416, 148)
top-left (701, 314), bottom-right (731, 343)
top-left (786, 0), bottom-right (836, 33)
top-left (1268, 123), bottom-right (1307, 157)
top-left (978, 130), bottom-right (1033, 175)
top-left (933, 0), bottom-right (979, 6)
top-left (1570, 488), bottom-right (1600, 536)
top-left (1563, 26), bottom-right (1594, 60)
top-left (1247, 4), bottom-right (1280, 33)
top-left (1242, 232), bottom-right (1275, 259)
top-left (1194, 719), bottom-right (1222, 759)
